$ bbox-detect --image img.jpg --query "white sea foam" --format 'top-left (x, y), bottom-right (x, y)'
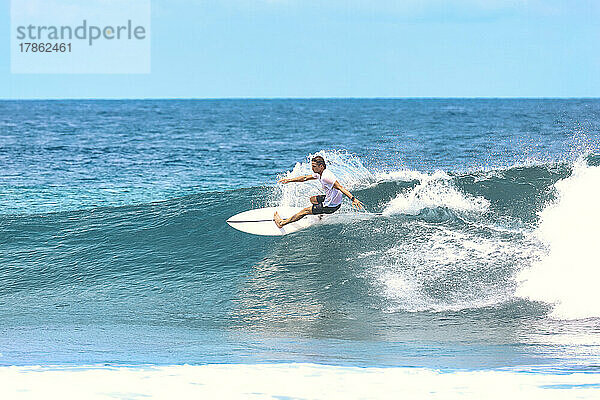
top-left (382, 170), bottom-right (489, 216)
top-left (370, 224), bottom-right (537, 313)
top-left (516, 159), bottom-right (600, 320)
top-left (2, 363), bottom-right (600, 399)
top-left (375, 168), bottom-right (432, 182)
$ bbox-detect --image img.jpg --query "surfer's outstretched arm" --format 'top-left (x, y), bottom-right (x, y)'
top-left (333, 181), bottom-right (364, 210)
top-left (278, 175), bottom-right (316, 184)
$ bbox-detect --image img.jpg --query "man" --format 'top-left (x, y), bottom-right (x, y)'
top-left (274, 156), bottom-right (364, 228)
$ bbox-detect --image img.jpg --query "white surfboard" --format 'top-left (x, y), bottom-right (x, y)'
top-left (226, 206), bottom-right (322, 236)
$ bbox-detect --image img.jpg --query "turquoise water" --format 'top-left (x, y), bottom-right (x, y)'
top-left (1, 99), bottom-right (600, 371)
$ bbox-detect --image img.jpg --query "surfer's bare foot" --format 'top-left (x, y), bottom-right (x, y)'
top-left (274, 211), bottom-right (285, 228)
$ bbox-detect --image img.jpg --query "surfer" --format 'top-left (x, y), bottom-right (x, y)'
top-left (274, 156), bottom-right (364, 228)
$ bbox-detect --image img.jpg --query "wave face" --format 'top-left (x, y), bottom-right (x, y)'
top-left (2, 99), bottom-right (600, 368)
top-left (2, 154), bottom-right (599, 366)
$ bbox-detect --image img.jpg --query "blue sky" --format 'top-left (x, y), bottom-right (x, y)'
top-left (1, 0), bottom-right (599, 99)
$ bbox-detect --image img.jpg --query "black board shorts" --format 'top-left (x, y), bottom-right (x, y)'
top-left (312, 195), bottom-right (341, 215)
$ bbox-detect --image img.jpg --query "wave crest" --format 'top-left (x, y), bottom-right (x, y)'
top-left (382, 171), bottom-right (490, 216)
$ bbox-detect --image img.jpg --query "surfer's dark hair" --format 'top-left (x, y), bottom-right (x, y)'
top-left (312, 156), bottom-right (326, 168)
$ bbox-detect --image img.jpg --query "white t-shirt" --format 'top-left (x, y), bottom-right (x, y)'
top-left (312, 169), bottom-right (343, 207)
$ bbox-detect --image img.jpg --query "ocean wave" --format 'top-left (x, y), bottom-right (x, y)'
top-left (3, 151), bottom-right (597, 322)
top-left (381, 170), bottom-right (490, 216)
top-left (516, 157), bottom-right (600, 320)
top-left (362, 221), bottom-right (541, 313)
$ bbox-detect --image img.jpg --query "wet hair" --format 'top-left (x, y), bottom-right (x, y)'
top-left (311, 156), bottom-right (326, 168)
